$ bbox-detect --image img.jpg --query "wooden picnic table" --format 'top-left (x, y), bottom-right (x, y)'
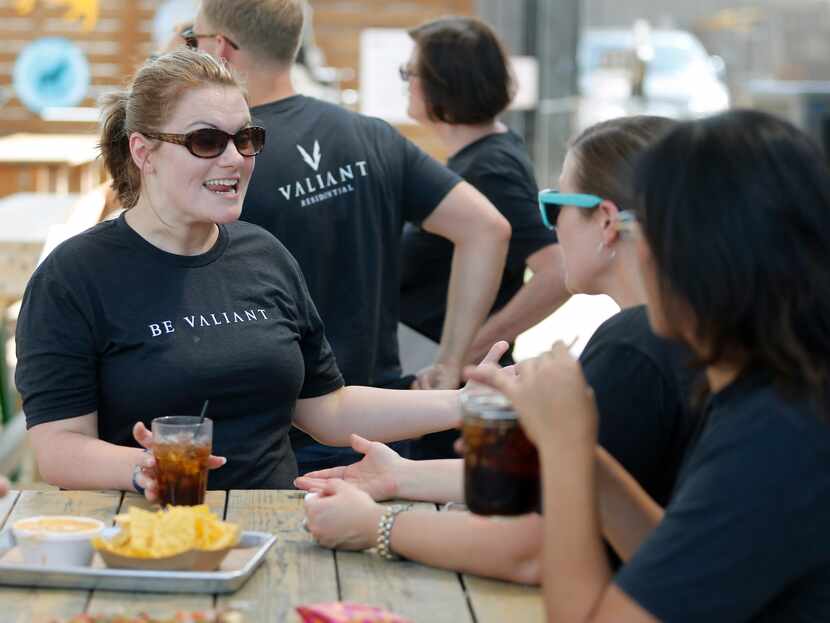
top-left (0, 489), bottom-right (544, 623)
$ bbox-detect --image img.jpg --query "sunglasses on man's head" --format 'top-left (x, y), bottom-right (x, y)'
top-left (143, 126), bottom-right (266, 159)
top-left (537, 188), bottom-right (603, 230)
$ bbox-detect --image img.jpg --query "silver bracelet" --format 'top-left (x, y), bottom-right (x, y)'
top-left (376, 503), bottom-right (412, 561)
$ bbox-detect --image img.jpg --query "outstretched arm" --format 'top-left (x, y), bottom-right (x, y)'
top-left (293, 386), bottom-right (459, 447)
top-left (294, 433), bottom-right (465, 504)
top-left (304, 480), bottom-right (542, 584)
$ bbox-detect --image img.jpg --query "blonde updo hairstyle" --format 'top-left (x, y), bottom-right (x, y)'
top-left (98, 49), bottom-right (244, 209)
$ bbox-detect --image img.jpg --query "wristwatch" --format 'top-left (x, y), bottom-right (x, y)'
top-left (376, 504), bottom-right (413, 561)
top-left (131, 463), bottom-right (145, 496)
top-left (131, 449), bottom-right (150, 496)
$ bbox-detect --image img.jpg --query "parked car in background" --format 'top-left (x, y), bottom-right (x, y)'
top-left (576, 27), bottom-right (730, 129)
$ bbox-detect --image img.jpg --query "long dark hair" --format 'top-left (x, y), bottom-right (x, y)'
top-left (634, 109), bottom-right (830, 414)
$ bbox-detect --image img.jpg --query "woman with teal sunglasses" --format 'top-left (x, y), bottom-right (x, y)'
top-left (296, 115), bottom-right (701, 583)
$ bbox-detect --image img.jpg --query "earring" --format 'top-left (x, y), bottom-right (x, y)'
top-left (596, 241), bottom-right (616, 260)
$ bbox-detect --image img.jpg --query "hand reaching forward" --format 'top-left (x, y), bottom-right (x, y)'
top-left (294, 434), bottom-right (403, 501)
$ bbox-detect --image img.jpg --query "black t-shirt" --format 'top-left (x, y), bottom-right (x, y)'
top-left (616, 373), bottom-right (830, 622)
top-left (400, 129), bottom-right (556, 350)
top-left (14, 214), bottom-right (344, 490)
top-left (242, 95), bottom-right (461, 388)
top-left (581, 306), bottom-right (698, 507)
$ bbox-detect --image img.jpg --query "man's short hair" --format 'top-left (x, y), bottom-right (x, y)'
top-left (201, 0), bottom-right (304, 66)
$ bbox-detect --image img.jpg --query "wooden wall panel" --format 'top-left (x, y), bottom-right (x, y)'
top-left (0, 0), bottom-right (473, 157)
top-left (0, 0), bottom-right (156, 136)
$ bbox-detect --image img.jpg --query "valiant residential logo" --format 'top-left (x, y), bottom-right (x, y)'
top-left (279, 139), bottom-right (369, 208)
top-left (297, 140), bottom-right (321, 171)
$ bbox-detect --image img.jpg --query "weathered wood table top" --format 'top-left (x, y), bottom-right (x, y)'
top-left (0, 490), bottom-right (544, 623)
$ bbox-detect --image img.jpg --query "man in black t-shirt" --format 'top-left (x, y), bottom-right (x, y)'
top-left (190, 1), bottom-right (510, 472)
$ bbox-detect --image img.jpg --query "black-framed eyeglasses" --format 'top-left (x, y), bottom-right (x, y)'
top-left (180, 26), bottom-right (239, 51)
top-left (399, 64), bottom-right (417, 82)
top-left (143, 126), bottom-right (266, 159)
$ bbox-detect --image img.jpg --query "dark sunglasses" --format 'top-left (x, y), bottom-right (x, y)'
top-left (537, 188), bottom-right (603, 230)
top-left (180, 26), bottom-right (239, 51)
top-left (143, 126), bottom-right (266, 159)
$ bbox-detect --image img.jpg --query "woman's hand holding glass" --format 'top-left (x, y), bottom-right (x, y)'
top-left (464, 341), bottom-right (599, 453)
top-left (130, 421), bottom-right (227, 503)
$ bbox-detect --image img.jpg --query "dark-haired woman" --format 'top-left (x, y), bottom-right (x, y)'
top-left (468, 109), bottom-right (830, 621)
top-left (399, 16), bottom-right (569, 458)
top-left (13, 49), bottom-right (479, 501)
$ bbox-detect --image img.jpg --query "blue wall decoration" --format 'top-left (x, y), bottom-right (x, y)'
top-left (13, 37), bottom-right (91, 114)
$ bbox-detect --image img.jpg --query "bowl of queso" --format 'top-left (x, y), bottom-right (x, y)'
top-left (12, 515), bottom-right (105, 566)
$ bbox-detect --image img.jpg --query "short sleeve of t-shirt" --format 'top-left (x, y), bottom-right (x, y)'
top-left (15, 267), bottom-right (99, 426)
top-left (614, 394), bottom-right (830, 622)
top-left (385, 126), bottom-right (460, 225)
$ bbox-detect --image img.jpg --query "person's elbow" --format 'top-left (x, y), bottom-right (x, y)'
top-left (507, 552), bottom-right (542, 585)
top-left (479, 200), bottom-right (511, 245)
top-left (31, 447), bottom-right (64, 487)
top-left (503, 513), bottom-right (543, 585)
top-left (428, 182), bottom-right (511, 245)
top-left (28, 427), bottom-right (71, 487)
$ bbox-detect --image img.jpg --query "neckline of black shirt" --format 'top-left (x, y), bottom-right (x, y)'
top-left (447, 127), bottom-right (515, 165)
top-left (115, 211), bottom-right (229, 268)
top-left (250, 94), bottom-right (307, 117)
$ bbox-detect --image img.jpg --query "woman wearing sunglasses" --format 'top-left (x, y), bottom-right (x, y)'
top-left (14, 49), bottom-right (469, 501)
top-left (297, 115), bottom-right (701, 581)
top-left (469, 109), bottom-right (830, 621)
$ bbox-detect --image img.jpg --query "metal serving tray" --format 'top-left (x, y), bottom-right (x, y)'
top-left (0, 527), bottom-right (277, 594)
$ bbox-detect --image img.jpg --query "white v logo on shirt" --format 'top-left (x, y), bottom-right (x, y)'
top-left (297, 141), bottom-right (322, 171)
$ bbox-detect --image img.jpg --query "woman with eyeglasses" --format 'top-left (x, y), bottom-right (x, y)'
top-left (13, 49), bottom-right (472, 501)
top-left (297, 115), bottom-right (702, 583)
top-left (468, 109), bottom-right (830, 621)
top-left (398, 15), bottom-right (569, 460)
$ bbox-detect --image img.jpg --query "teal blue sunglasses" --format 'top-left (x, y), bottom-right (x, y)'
top-left (538, 188), bottom-right (603, 230)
